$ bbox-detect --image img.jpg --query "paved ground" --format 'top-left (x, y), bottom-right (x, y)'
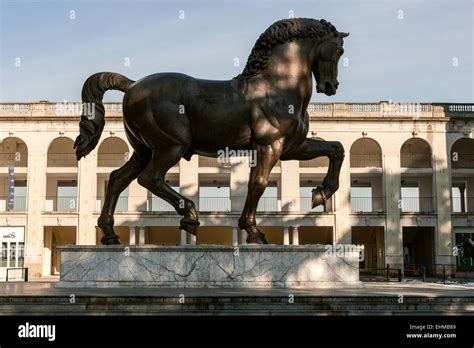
top-left (0, 279), bottom-right (472, 315)
top-left (1, 279), bottom-right (473, 297)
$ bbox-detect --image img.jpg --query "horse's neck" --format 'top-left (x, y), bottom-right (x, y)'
top-left (265, 41), bottom-right (311, 70)
top-left (259, 42), bottom-right (314, 99)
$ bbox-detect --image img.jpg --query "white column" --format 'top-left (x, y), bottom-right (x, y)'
top-left (179, 156), bottom-right (199, 209)
top-left (372, 175), bottom-right (383, 211)
top-left (77, 149), bottom-right (97, 245)
top-left (25, 152), bottom-right (47, 277)
top-left (384, 154), bottom-right (403, 270)
top-left (42, 227), bottom-right (52, 276)
top-left (189, 234), bottom-right (196, 245)
top-left (291, 226), bottom-right (299, 245)
top-left (419, 176), bottom-right (432, 212)
top-left (139, 226), bottom-right (145, 245)
top-left (334, 148), bottom-right (351, 244)
top-left (180, 229), bottom-right (187, 245)
top-left (466, 177), bottom-right (474, 212)
top-left (433, 136), bottom-right (454, 269)
top-left (231, 159), bottom-right (249, 212)
top-left (232, 227), bottom-right (239, 246)
top-left (240, 230), bottom-right (247, 245)
top-left (281, 160), bottom-right (300, 211)
top-left (129, 226), bottom-right (136, 245)
top-left (283, 227), bottom-right (290, 245)
top-left (128, 179), bottom-right (148, 212)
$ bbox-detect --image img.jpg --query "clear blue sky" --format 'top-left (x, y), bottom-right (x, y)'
top-left (1, 0), bottom-right (472, 103)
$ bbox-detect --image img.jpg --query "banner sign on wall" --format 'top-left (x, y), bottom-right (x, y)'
top-left (7, 166), bottom-right (14, 211)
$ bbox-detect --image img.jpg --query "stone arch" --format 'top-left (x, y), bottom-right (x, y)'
top-left (400, 138), bottom-right (432, 168)
top-left (97, 137), bottom-right (130, 167)
top-left (47, 137), bottom-right (77, 167)
top-left (350, 138), bottom-right (382, 168)
top-left (0, 137), bottom-right (28, 167)
top-left (451, 138), bottom-right (474, 169)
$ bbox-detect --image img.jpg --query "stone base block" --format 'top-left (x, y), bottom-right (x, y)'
top-left (56, 245), bottom-right (362, 289)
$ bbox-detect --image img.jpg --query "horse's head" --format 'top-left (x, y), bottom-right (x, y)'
top-left (313, 32), bottom-right (349, 96)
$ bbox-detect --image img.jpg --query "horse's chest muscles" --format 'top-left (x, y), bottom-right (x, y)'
top-left (285, 116), bottom-right (308, 149)
top-left (249, 108), bottom-right (298, 148)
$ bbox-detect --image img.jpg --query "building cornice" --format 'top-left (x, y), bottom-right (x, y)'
top-left (0, 101), bottom-right (472, 119)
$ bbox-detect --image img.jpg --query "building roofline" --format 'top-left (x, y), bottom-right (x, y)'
top-left (0, 101), bottom-right (472, 119)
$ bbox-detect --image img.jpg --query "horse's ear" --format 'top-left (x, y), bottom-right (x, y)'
top-left (338, 32), bottom-right (350, 39)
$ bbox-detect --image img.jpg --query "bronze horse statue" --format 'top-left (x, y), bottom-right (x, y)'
top-left (74, 18), bottom-right (349, 245)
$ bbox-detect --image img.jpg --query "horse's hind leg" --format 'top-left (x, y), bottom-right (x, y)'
top-left (137, 146), bottom-right (200, 236)
top-left (98, 151), bottom-right (150, 244)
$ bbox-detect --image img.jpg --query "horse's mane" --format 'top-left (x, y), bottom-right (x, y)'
top-left (235, 18), bottom-right (338, 80)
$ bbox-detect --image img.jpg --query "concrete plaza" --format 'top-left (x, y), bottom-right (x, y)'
top-left (0, 279), bottom-right (472, 315)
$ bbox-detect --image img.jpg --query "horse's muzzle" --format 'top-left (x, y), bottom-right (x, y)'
top-left (316, 82), bottom-right (337, 96)
top-left (324, 81), bottom-right (337, 96)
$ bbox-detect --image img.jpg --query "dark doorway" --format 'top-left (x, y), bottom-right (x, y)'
top-left (352, 226), bottom-right (385, 272)
top-left (403, 227), bottom-right (435, 276)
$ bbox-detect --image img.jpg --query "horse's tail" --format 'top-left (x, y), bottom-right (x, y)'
top-left (74, 72), bottom-right (135, 160)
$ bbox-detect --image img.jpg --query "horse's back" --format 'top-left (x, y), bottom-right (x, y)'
top-left (122, 73), bottom-right (196, 149)
top-left (122, 73), bottom-right (252, 153)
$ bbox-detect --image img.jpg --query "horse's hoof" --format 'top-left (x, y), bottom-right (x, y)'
top-left (180, 217), bottom-right (200, 236)
top-left (311, 186), bottom-right (327, 208)
top-left (101, 234), bottom-right (121, 245)
top-left (246, 232), bottom-right (268, 244)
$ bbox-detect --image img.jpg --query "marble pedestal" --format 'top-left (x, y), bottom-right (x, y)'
top-left (55, 245), bottom-right (362, 288)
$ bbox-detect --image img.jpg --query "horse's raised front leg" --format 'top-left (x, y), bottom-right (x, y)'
top-left (281, 138), bottom-right (344, 208)
top-left (239, 140), bottom-right (283, 244)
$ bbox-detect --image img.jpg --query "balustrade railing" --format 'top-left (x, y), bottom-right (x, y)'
top-left (44, 196), bottom-right (77, 211)
top-left (199, 197), bottom-right (231, 212)
top-left (256, 197), bottom-right (279, 212)
top-left (400, 197), bottom-right (434, 213)
top-left (149, 196), bottom-right (175, 212)
top-left (451, 197), bottom-right (474, 213)
top-left (351, 197), bottom-right (385, 213)
top-left (300, 196), bottom-right (325, 212)
top-left (96, 196), bottom-right (128, 212)
top-left (0, 196), bottom-right (27, 211)
top-left (1, 102), bottom-right (473, 118)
